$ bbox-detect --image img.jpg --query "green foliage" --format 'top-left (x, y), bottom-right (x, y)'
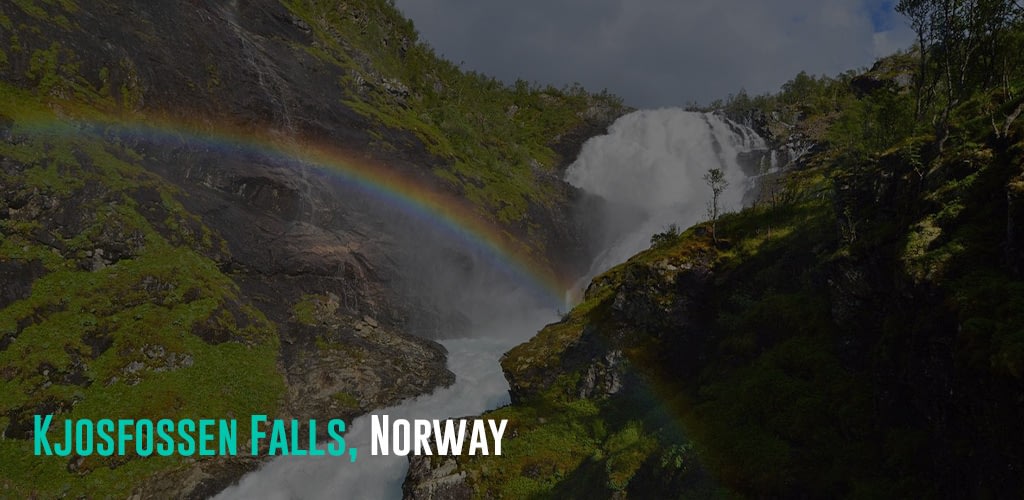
top-left (458, 381), bottom-right (690, 499)
top-left (290, 294), bottom-right (325, 326)
top-left (280, 0), bottom-right (626, 226)
top-left (603, 421), bottom-right (657, 491)
top-left (465, 398), bottom-right (602, 499)
top-left (10, 0), bottom-right (49, 21)
top-left (8, 0), bottom-right (78, 29)
top-left (896, 0), bottom-right (1024, 133)
top-left (650, 223), bottom-right (681, 248)
top-left (330, 391), bottom-right (361, 410)
top-left (710, 70), bottom-right (855, 130)
top-left (466, 95), bottom-right (1015, 493)
top-left (0, 101), bottom-right (285, 497)
top-left (827, 85), bottom-right (917, 156)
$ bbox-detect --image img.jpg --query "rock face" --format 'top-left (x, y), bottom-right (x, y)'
top-left (0, 1), bottom-right (624, 497)
top-left (399, 248), bottom-right (719, 499)
top-left (403, 456), bottom-right (472, 500)
top-left (0, 119), bottom-right (457, 498)
top-left (505, 257), bottom-right (713, 405)
top-left (281, 304), bottom-right (454, 426)
top-left (0, 259), bottom-right (46, 310)
top-left (133, 140), bottom-right (462, 423)
top-left (128, 457), bottom-right (266, 500)
top-left (0, 0), bottom-right (624, 278)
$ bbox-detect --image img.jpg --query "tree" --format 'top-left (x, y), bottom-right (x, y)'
top-left (704, 168), bottom-right (729, 243)
top-left (896, 0), bottom-right (939, 119)
top-left (896, 0), bottom-right (1022, 144)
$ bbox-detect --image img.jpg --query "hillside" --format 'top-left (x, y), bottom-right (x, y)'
top-left (5, 1), bottom-right (1023, 498)
top-left (405, 13), bottom-right (1024, 500)
top-left (0, 1), bottom-right (624, 497)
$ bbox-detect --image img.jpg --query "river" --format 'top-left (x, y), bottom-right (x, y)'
top-left (215, 109), bottom-right (765, 499)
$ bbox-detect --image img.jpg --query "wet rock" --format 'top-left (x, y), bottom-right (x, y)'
top-left (131, 456), bottom-right (265, 500)
top-left (0, 259), bottom-right (47, 310)
top-left (283, 322), bottom-right (454, 428)
top-left (124, 361), bottom-right (144, 374)
top-left (143, 344), bottom-right (165, 359)
top-left (577, 349), bottom-right (624, 399)
top-left (66, 455), bottom-right (87, 475)
top-left (404, 456), bottom-right (471, 500)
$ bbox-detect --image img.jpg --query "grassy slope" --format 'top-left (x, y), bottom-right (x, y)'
top-left (456, 168), bottom-right (842, 499)
top-left (449, 55), bottom-right (1024, 498)
top-left (279, 0), bottom-right (626, 242)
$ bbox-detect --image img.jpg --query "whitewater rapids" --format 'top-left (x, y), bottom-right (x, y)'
top-left (215, 108), bottom-right (766, 499)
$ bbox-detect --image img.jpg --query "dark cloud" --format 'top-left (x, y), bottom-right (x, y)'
top-left (393, 0), bottom-right (915, 108)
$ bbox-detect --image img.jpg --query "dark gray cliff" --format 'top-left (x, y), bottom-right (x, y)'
top-left (0, 0), bottom-right (623, 497)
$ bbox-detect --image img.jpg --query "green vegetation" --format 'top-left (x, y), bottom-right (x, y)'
top-left (450, 3), bottom-right (1024, 498)
top-left (0, 86), bottom-right (286, 497)
top-left (1, 0), bottom-right (625, 492)
top-left (330, 391), bottom-right (360, 410)
top-left (2, 0), bottom-right (1022, 497)
top-left (649, 223), bottom-right (681, 248)
top-left (0, 0), bottom-right (624, 496)
top-left (460, 170), bottom-right (842, 498)
top-left (290, 294), bottom-right (328, 326)
top-left (279, 0), bottom-right (626, 230)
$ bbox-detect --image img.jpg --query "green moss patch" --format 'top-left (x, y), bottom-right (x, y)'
top-left (0, 102), bottom-right (285, 497)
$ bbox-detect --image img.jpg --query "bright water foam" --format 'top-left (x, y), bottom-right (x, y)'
top-left (566, 109), bottom-right (767, 288)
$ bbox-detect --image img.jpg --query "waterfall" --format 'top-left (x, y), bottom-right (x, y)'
top-left (215, 305), bottom-right (557, 500)
top-left (214, 109), bottom-right (767, 499)
top-left (567, 109), bottom-right (766, 291)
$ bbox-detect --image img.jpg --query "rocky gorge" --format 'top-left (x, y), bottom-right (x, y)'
top-left (2, 0), bottom-right (1023, 499)
top-left (402, 52), bottom-right (1024, 498)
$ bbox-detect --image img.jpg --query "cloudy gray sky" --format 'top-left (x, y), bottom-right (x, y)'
top-left (392, 0), bottom-right (915, 108)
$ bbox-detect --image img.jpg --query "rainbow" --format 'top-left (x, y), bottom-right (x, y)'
top-left (11, 111), bottom-right (575, 307)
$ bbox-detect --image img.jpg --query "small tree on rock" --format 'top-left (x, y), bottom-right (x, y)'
top-left (704, 168), bottom-right (729, 243)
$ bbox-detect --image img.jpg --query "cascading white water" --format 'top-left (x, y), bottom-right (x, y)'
top-left (214, 108), bottom-right (765, 500)
top-left (215, 304), bottom-right (557, 500)
top-left (566, 109), bottom-right (766, 288)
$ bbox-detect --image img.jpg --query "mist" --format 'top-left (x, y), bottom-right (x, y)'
top-left (566, 109), bottom-right (768, 287)
top-left (214, 159), bottom-right (565, 500)
top-left (295, 162), bottom-right (562, 338)
top-left (216, 304), bottom-right (556, 500)
top-left (214, 108), bottom-right (768, 498)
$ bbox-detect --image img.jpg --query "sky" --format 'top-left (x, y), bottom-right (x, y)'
top-left (392, 0), bottom-right (916, 108)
